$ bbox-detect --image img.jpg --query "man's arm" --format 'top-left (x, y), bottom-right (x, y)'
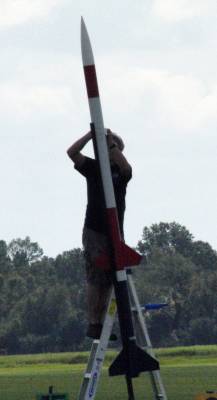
top-left (67, 131), bottom-right (92, 166)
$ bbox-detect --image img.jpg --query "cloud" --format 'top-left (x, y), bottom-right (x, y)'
top-left (1, 49), bottom-right (217, 135)
top-left (0, 0), bottom-right (66, 28)
top-left (152, 0), bottom-right (217, 21)
top-left (0, 55), bottom-right (82, 121)
top-left (100, 56), bottom-right (217, 133)
top-left (0, 83), bottom-right (73, 119)
top-left (154, 73), bottom-right (217, 132)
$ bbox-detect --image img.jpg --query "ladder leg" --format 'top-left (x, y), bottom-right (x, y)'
top-left (77, 288), bottom-right (116, 400)
top-left (127, 270), bottom-right (168, 400)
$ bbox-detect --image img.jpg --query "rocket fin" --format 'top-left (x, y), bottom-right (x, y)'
top-left (94, 241), bottom-right (142, 271)
top-left (109, 344), bottom-right (159, 378)
top-left (120, 242), bottom-right (142, 268)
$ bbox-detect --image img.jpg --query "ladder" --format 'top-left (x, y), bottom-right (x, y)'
top-left (77, 269), bottom-right (167, 400)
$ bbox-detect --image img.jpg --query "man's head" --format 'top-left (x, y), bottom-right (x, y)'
top-left (106, 129), bottom-right (124, 152)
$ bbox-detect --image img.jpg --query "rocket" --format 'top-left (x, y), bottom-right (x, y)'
top-left (80, 17), bottom-right (159, 382)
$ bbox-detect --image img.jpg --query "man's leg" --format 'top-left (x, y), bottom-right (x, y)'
top-left (87, 282), bottom-right (111, 325)
top-left (82, 227), bottom-right (113, 339)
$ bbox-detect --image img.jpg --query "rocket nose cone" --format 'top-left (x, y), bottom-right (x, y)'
top-left (80, 16), bottom-right (85, 39)
top-left (80, 16), bottom-right (85, 30)
top-left (80, 17), bottom-right (94, 66)
top-left (80, 17), bottom-right (88, 46)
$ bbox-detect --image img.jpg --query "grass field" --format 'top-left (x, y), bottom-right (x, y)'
top-left (0, 345), bottom-right (217, 400)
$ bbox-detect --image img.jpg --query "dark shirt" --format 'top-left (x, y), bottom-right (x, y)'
top-left (75, 156), bottom-right (131, 236)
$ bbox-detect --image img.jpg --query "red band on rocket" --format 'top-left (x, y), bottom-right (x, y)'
top-left (84, 65), bottom-right (99, 98)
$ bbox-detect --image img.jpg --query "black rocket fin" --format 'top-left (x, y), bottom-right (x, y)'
top-left (109, 344), bottom-right (159, 378)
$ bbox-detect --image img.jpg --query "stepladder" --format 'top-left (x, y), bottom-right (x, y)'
top-left (77, 269), bottom-right (168, 400)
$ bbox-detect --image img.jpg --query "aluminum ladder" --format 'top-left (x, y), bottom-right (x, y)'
top-left (77, 270), bottom-right (167, 400)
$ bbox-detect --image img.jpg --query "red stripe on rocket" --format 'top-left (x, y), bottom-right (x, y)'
top-left (84, 65), bottom-right (99, 98)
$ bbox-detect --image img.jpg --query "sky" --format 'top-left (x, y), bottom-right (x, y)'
top-left (1, 0), bottom-right (217, 257)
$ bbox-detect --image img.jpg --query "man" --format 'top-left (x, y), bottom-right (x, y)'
top-left (67, 129), bottom-right (132, 339)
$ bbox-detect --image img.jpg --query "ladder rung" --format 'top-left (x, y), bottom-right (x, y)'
top-left (84, 373), bottom-right (92, 379)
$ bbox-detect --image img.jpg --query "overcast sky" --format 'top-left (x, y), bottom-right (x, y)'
top-left (1, 0), bottom-right (217, 257)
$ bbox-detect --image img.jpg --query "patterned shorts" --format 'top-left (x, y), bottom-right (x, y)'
top-left (82, 227), bottom-right (113, 288)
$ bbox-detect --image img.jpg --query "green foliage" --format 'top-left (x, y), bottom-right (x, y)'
top-left (8, 236), bottom-right (43, 266)
top-left (135, 222), bottom-right (217, 347)
top-left (137, 222), bottom-right (194, 258)
top-left (0, 239), bottom-right (87, 355)
top-left (191, 240), bottom-right (217, 271)
top-left (0, 222), bottom-right (216, 354)
top-left (0, 240), bottom-right (12, 274)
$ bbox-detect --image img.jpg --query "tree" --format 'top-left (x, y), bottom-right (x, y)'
top-left (0, 226), bottom-right (216, 353)
top-left (54, 248), bottom-right (85, 285)
top-left (8, 237), bottom-right (43, 267)
top-left (190, 240), bottom-right (217, 271)
top-left (137, 222), bottom-right (194, 259)
top-left (188, 271), bottom-right (217, 320)
top-left (0, 240), bottom-right (12, 273)
top-left (189, 317), bottom-right (217, 345)
top-left (134, 246), bottom-right (195, 346)
top-left (135, 222), bottom-right (217, 346)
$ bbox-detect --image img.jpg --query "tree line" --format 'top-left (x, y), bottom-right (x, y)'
top-left (0, 222), bottom-right (217, 354)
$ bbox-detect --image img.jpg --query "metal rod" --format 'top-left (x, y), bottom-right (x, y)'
top-left (125, 375), bottom-right (135, 400)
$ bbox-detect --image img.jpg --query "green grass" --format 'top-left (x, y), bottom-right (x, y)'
top-left (1, 345), bottom-right (217, 367)
top-left (0, 346), bottom-right (217, 400)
